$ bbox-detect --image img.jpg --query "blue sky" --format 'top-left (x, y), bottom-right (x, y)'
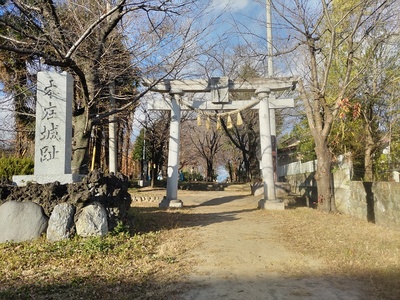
top-left (210, 0), bottom-right (265, 34)
top-left (211, 0), bottom-right (253, 11)
top-left (204, 0), bottom-right (273, 75)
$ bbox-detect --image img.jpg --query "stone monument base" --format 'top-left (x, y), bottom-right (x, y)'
top-left (13, 174), bottom-right (84, 187)
top-left (159, 197), bottom-right (183, 209)
top-left (258, 199), bottom-right (285, 210)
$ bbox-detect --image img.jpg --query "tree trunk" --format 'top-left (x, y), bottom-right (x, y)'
top-left (364, 147), bottom-right (374, 181)
top-left (248, 130), bottom-right (259, 181)
top-left (241, 150), bottom-right (249, 182)
top-left (122, 126), bottom-right (131, 176)
top-left (249, 154), bottom-right (260, 181)
top-left (206, 159), bottom-right (214, 182)
top-left (228, 160), bottom-right (233, 182)
top-left (150, 161), bottom-right (155, 187)
top-left (93, 128), bottom-right (102, 171)
top-left (15, 127), bottom-right (33, 158)
top-left (364, 117), bottom-right (376, 181)
top-left (314, 139), bottom-right (335, 212)
top-left (72, 112), bottom-right (91, 174)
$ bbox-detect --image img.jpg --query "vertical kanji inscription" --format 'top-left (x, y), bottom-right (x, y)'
top-left (34, 71), bottom-right (73, 175)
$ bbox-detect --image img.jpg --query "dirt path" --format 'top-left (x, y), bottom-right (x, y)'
top-left (165, 190), bottom-right (369, 300)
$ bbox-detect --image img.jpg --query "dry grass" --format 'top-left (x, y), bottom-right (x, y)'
top-left (131, 197), bottom-right (400, 299)
top-left (265, 208), bottom-right (400, 300)
top-left (1, 191), bottom-right (400, 299)
top-left (0, 205), bottom-right (196, 300)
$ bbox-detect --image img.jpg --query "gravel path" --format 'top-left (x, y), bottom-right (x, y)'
top-left (169, 190), bottom-right (369, 300)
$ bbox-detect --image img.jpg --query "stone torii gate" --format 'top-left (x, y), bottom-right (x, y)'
top-left (144, 77), bottom-right (297, 209)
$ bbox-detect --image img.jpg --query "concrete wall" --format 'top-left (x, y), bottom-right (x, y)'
top-left (279, 160), bottom-right (400, 229)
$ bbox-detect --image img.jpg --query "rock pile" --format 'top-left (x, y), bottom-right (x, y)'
top-left (0, 170), bottom-right (132, 243)
top-left (132, 196), bottom-right (161, 202)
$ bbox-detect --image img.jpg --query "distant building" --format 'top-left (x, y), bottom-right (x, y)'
top-left (277, 136), bottom-right (300, 166)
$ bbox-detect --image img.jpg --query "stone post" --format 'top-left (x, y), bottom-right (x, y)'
top-left (256, 88), bottom-right (284, 210)
top-left (159, 89), bottom-right (184, 208)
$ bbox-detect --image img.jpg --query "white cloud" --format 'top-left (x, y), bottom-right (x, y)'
top-left (211, 0), bottom-right (250, 12)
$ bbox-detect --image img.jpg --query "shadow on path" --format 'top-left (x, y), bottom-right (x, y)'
top-left (129, 191), bottom-right (259, 234)
top-left (198, 195), bottom-right (250, 206)
top-left (129, 205), bottom-right (257, 235)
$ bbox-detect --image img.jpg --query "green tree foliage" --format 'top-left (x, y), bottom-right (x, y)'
top-left (132, 129), bottom-right (150, 162)
top-left (132, 112), bottom-right (170, 186)
top-left (329, 17), bottom-right (400, 181)
top-left (0, 156), bottom-right (34, 181)
top-left (280, 116), bottom-right (316, 162)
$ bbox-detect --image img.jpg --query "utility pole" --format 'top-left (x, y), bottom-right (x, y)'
top-left (266, 0), bottom-right (274, 77)
top-left (266, 0), bottom-right (278, 180)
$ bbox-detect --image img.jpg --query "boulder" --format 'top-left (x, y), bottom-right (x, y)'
top-left (76, 202), bottom-right (108, 237)
top-left (251, 182), bottom-right (264, 196)
top-left (47, 203), bottom-right (76, 242)
top-left (0, 201), bottom-right (48, 243)
top-left (251, 182), bottom-right (292, 198)
top-left (275, 182), bottom-right (291, 198)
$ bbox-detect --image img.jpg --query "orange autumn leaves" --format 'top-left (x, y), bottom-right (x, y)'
top-left (338, 98), bottom-right (361, 120)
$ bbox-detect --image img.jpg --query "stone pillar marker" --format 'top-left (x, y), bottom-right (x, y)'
top-left (34, 71), bottom-right (72, 174)
top-left (13, 71), bottom-right (83, 186)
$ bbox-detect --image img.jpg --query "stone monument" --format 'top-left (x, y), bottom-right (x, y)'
top-left (13, 71), bottom-right (83, 186)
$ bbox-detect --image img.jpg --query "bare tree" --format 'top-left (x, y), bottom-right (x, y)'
top-left (143, 110), bottom-right (170, 187)
top-left (181, 118), bottom-right (224, 182)
top-left (0, 0), bottom-right (215, 173)
top-left (266, 0), bottom-right (399, 211)
top-left (193, 47), bottom-right (265, 182)
top-left (0, 52), bottom-right (36, 157)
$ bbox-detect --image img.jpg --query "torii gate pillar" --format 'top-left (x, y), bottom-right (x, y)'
top-left (257, 88), bottom-right (285, 210)
top-left (159, 89), bottom-right (184, 208)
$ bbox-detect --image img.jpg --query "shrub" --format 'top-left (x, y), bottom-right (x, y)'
top-left (0, 156), bottom-right (34, 181)
top-left (182, 171), bottom-right (204, 181)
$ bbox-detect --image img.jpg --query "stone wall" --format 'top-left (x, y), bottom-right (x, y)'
top-left (282, 165), bottom-right (400, 229)
top-left (281, 172), bottom-right (318, 203)
top-left (0, 170), bottom-right (132, 243)
top-left (335, 181), bottom-right (400, 229)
